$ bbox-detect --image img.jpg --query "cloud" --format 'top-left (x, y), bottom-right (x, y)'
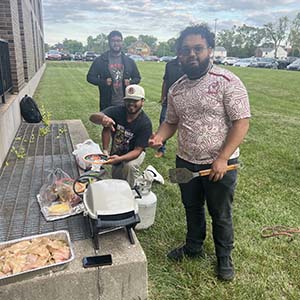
top-left (42, 0), bottom-right (300, 44)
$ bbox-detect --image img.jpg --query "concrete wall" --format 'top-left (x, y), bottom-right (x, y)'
top-left (0, 0), bottom-right (45, 169)
top-left (0, 64), bottom-right (46, 168)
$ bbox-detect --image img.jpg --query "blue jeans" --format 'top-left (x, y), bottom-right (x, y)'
top-left (176, 156), bottom-right (238, 257)
top-left (158, 101), bottom-right (167, 153)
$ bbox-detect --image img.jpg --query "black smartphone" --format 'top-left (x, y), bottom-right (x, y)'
top-left (82, 254), bottom-right (113, 268)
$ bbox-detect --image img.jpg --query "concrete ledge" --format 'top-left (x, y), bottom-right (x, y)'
top-left (0, 230), bottom-right (148, 300)
top-left (0, 119), bottom-right (148, 300)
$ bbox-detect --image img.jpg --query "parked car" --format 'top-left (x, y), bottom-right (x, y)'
top-left (46, 50), bottom-right (61, 61)
top-left (74, 52), bottom-right (82, 60)
top-left (60, 52), bottom-right (72, 60)
top-left (221, 57), bottom-right (239, 66)
top-left (128, 54), bottom-right (144, 62)
top-left (277, 57), bottom-right (298, 69)
top-left (159, 56), bottom-right (174, 62)
top-left (233, 57), bottom-right (258, 67)
top-left (83, 51), bottom-right (96, 61)
top-left (144, 55), bottom-right (159, 62)
top-left (286, 58), bottom-right (300, 71)
top-left (249, 57), bottom-right (278, 69)
top-left (213, 56), bottom-right (224, 64)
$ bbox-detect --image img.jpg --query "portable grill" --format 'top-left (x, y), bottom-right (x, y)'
top-left (75, 177), bottom-right (140, 250)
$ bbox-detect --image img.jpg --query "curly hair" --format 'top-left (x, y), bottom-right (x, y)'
top-left (176, 24), bottom-right (215, 53)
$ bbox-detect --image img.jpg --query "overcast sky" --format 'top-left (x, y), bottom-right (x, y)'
top-left (43, 0), bottom-right (300, 45)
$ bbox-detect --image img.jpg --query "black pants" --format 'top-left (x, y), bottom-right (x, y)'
top-left (176, 156), bottom-right (238, 257)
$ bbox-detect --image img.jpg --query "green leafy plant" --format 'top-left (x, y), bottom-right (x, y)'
top-left (41, 104), bottom-right (52, 127)
top-left (11, 146), bottom-right (26, 159)
top-left (39, 105), bottom-right (52, 137)
top-left (56, 126), bottom-right (67, 139)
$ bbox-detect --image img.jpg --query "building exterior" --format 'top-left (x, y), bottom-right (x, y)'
top-left (0, 0), bottom-right (45, 168)
top-left (127, 41), bottom-right (151, 57)
top-left (255, 46), bottom-right (288, 59)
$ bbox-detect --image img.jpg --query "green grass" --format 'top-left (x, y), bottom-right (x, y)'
top-left (35, 61), bottom-right (300, 300)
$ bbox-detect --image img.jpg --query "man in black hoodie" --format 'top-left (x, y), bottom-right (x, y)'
top-left (87, 30), bottom-right (141, 111)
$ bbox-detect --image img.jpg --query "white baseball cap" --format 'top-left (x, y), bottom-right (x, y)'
top-left (124, 84), bottom-right (145, 101)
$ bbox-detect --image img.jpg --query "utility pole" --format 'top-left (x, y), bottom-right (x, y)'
top-left (213, 18), bottom-right (218, 61)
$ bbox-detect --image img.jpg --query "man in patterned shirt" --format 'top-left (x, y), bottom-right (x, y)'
top-left (149, 24), bottom-right (250, 281)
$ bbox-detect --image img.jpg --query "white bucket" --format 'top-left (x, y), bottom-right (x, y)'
top-left (134, 191), bottom-right (157, 230)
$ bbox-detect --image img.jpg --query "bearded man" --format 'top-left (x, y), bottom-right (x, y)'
top-left (90, 85), bottom-right (152, 187)
top-left (149, 24), bottom-right (251, 281)
top-left (87, 30), bottom-right (141, 111)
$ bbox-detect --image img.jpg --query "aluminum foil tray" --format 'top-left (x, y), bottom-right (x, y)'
top-left (0, 230), bottom-right (75, 286)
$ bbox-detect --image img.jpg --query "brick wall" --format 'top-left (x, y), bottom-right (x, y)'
top-left (0, 0), bottom-right (44, 91)
top-left (0, 0), bottom-right (25, 92)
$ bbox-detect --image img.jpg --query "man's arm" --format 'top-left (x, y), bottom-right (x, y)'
top-left (87, 59), bottom-right (107, 86)
top-left (210, 118), bottom-right (250, 181)
top-left (90, 112), bottom-right (115, 131)
top-left (129, 61), bottom-right (141, 84)
top-left (106, 147), bottom-right (144, 165)
top-left (148, 121), bottom-right (178, 149)
top-left (101, 127), bottom-right (111, 155)
top-left (160, 80), bottom-right (167, 104)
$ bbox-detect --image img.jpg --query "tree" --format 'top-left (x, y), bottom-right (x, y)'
top-left (288, 12), bottom-right (300, 57)
top-left (216, 28), bottom-right (236, 56)
top-left (86, 34), bottom-right (108, 54)
top-left (264, 16), bottom-right (289, 58)
top-left (138, 35), bottom-right (157, 49)
top-left (167, 38), bottom-right (177, 54)
top-left (154, 42), bottom-right (175, 57)
top-left (62, 39), bottom-right (83, 54)
top-left (217, 25), bottom-right (265, 57)
top-left (235, 25), bottom-right (265, 57)
top-left (123, 36), bottom-right (137, 52)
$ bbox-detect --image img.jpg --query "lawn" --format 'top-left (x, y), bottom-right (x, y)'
top-left (35, 61), bottom-right (300, 300)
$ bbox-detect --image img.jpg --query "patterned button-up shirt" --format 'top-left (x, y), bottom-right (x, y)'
top-left (166, 65), bottom-right (251, 164)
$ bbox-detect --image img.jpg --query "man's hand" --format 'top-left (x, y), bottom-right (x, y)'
top-left (106, 78), bottom-right (112, 86)
top-left (124, 79), bottom-right (130, 86)
top-left (105, 155), bottom-right (122, 165)
top-left (209, 157), bottom-right (228, 182)
top-left (148, 133), bottom-right (164, 149)
top-left (102, 115), bottom-right (115, 132)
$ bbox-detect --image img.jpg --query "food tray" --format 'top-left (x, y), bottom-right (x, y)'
top-left (0, 230), bottom-right (75, 286)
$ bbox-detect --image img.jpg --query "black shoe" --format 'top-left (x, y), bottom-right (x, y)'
top-left (217, 256), bottom-right (235, 281)
top-left (167, 245), bottom-right (205, 262)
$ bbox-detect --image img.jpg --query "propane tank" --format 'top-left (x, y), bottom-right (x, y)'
top-left (134, 176), bottom-right (157, 230)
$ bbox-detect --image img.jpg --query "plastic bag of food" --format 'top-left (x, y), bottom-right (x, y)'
top-left (72, 139), bottom-right (102, 170)
top-left (37, 168), bottom-right (84, 221)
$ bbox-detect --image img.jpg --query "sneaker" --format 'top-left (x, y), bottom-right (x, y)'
top-left (217, 256), bottom-right (235, 281)
top-left (145, 165), bottom-right (164, 184)
top-left (167, 245), bottom-right (205, 262)
top-left (154, 151), bottom-right (164, 158)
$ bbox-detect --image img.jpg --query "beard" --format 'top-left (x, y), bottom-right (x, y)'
top-left (182, 57), bottom-right (211, 80)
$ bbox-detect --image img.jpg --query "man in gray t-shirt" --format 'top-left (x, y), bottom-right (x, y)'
top-left (87, 30), bottom-right (141, 111)
top-left (108, 54), bottom-right (124, 106)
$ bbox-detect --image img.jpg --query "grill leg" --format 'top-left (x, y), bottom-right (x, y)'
top-left (126, 226), bottom-right (135, 245)
top-left (90, 219), bottom-right (100, 250)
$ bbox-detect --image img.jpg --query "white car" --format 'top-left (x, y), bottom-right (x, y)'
top-left (221, 57), bottom-right (239, 66)
top-left (233, 58), bottom-right (257, 67)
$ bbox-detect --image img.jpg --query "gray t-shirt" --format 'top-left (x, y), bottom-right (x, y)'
top-left (108, 54), bottom-right (124, 106)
